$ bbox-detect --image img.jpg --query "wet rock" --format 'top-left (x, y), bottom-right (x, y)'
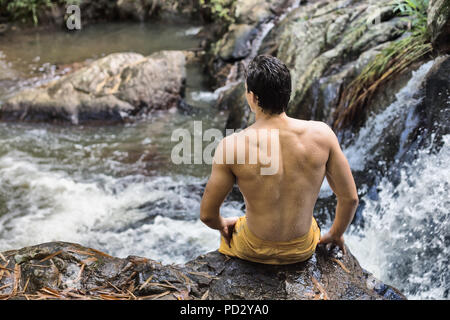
top-left (276, 0), bottom-right (407, 121)
top-left (403, 55), bottom-right (450, 159)
top-left (0, 241), bottom-right (406, 300)
top-left (0, 51), bottom-right (186, 124)
top-left (116, 0), bottom-right (151, 21)
top-left (233, 0), bottom-right (285, 24)
top-left (217, 24), bottom-right (259, 62)
top-left (427, 0), bottom-right (450, 54)
top-left (217, 81), bottom-right (253, 130)
top-left (227, 0), bottom-right (412, 129)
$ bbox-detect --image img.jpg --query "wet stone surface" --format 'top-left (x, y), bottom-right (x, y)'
top-left (0, 241), bottom-right (406, 300)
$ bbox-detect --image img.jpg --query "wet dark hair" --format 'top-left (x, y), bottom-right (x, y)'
top-left (245, 55), bottom-right (291, 115)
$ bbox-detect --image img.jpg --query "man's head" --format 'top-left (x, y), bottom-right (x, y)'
top-left (245, 55), bottom-right (291, 115)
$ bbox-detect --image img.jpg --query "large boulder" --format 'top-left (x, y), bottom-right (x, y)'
top-left (0, 241), bottom-right (405, 300)
top-left (0, 51), bottom-right (186, 124)
top-left (233, 0), bottom-right (288, 24)
top-left (217, 24), bottom-right (259, 62)
top-left (275, 0), bottom-right (406, 122)
top-left (427, 0), bottom-right (450, 54)
top-left (401, 55), bottom-right (450, 160)
top-left (224, 0), bottom-right (411, 129)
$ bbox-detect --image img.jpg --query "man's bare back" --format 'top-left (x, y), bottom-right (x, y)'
top-left (229, 116), bottom-right (331, 242)
top-left (200, 55), bottom-right (358, 258)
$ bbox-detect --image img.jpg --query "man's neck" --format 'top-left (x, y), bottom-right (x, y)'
top-left (254, 110), bottom-right (288, 123)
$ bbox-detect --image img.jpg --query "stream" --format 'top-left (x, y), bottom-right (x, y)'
top-left (0, 22), bottom-right (448, 300)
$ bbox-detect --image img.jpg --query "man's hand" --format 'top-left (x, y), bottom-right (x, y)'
top-left (318, 231), bottom-right (346, 255)
top-left (220, 217), bottom-right (239, 248)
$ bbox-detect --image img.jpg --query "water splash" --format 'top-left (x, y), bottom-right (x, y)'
top-left (347, 134), bottom-right (450, 299)
top-left (343, 61), bottom-right (434, 170)
top-left (0, 153), bottom-right (242, 263)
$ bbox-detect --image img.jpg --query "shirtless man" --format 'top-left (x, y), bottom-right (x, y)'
top-left (200, 55), bottom-right (359, 264)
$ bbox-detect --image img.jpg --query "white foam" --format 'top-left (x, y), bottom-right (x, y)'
top-left (178, 26), bottom-right (202, 36)
top-left (190, 90), bottom-right (220, 102)
top-left (346, 134), bottom-right (450, 299)
top-left (0, 152), bottom-right (242, 262)
top-left (343, 61), bottom-right (434, 170)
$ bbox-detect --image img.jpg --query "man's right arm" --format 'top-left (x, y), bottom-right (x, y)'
top-left (318, 124), bottom-right (359, 253)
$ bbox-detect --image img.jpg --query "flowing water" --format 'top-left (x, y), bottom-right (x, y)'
top-left (0, 22), bottom-right (448, 299)
top-left (0, 22), bottom-right (242, 264)
top-left (342, 61), bottom-right (449, 300)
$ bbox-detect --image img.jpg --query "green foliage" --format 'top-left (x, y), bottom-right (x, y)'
top-left (393, 0), bottom-right (429, 36)
top-left (0, 0), bottom-right (81, 25)
top-left (199, 0), bottom-right (235, 24)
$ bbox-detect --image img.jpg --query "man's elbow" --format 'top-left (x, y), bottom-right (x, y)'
top-left (350, 196), bottom-right (359, 208)
top-left (200, 212), bottom-right (210, 224)
top-left (200, 207), bottom-right (214, 225)
top-left (338, 195), bottom-right (359, 207)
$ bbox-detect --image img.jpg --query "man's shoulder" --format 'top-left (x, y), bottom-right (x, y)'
top-left (307, 120), bottom-right (333, 134)
top-left (287, 118), bottom-right (333, 136)
top-left (289, 119), bottom-right (335, 149)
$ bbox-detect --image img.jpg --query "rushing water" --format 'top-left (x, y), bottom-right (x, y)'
top-left (0, 22), bottom-right (241, 264)
top-left (0, 22), bottom-right (448, 299)
top-left (341, 61), bottom-right (449, 300)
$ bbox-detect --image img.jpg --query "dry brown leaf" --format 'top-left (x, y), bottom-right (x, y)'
top-left (40, 287), bottom-right (61, 297)
top-left (126, 289), bottom-right (137, 300)
top-left (201, 289), bottom-right (209, 300)
top-left (12, 264), bottom-right (21, 296)
top-left (331, 258), bottom-right (350, 273)
top-left (151, 290), bottom-right (171, 300)
top-left (163, 280), bottom-right (178, 290)
top-left (88, 248), bottom-right (112, 258)
top-left (23, 277), bottom-right (30, 293)
top-left (81, 257), bottom-right (98, 265)
top-left (0, 283), bottom-right (12, 291)
top-left (311, 276), bottom-right (329, 300)
top-left (0, 262), bottom-right (12, 272)
top-left (139, 274), bottom-right (154, 290)
top-left (74, 263), bottom-right (85, 282)
top-left (107, 281), bottom-right (122, 293)
top-left (67, 249), bottom-right (95, 256)
top-left (39, 250), bottom-right (63, 262)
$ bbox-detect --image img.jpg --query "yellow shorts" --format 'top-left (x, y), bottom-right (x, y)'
top-left (219, 216), bottom-right (320, 265)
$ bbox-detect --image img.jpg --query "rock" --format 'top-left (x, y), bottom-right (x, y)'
top-left (276, 0), bottom-right (407, 121)
top-left (402, 55), bottom-right (450, 160)
top-left (340, 56), bottom-right (450, 196)
top-left (217, 24), bottom-right (258, 62)
top-left (233, 0), bottom-right (280, 24)
top-left (116, 0), bottom-right (151, 21)
top-left (217, 81), bottom-right (254, 130)
top-left (227, 0), bottom-right (410, 129)
top-left (0, 241), bottom-right (406, 300)
top-left (0, 51), bottom-right (186, 124)
top-left (427, 0), bottom-right (450, 54)
top-left (226, 0), bottom-right (433, 131)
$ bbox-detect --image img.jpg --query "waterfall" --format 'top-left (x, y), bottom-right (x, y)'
top-left (346, 133), bottom-right (449, 299)
top-left (330, 59), bottom-right (450, 299)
